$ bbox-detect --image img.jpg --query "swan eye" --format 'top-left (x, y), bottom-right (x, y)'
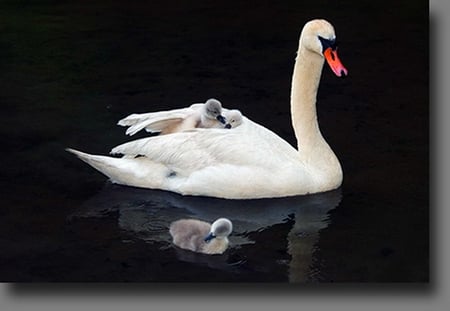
top-left (318, 36), bottom-right (337, 52)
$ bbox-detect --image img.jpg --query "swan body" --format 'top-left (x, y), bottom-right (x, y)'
top-left (169, 218), bottom-right (232, 254)
top-left (67, 19), bottom-right (348, 199)
top-left (118, 98), bottom-right (227, 136)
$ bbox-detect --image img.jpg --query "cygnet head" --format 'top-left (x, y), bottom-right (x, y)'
top-left (224, 110), bottom-right (243, 129)
top-left (204, 218), bottom-right (233, 242)
top-left (204, 98), bottom-right (226, 124)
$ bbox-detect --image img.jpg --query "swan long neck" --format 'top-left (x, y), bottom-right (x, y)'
top-left (290, 46), bottom-right (326, 152)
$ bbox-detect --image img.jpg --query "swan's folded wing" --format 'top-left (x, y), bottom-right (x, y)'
top-left (110, 118), bottom-right (299, 173)
top-left (111, 131), bottom-right (218, 172)
top-left (125, 115), bottom-right (186, 136)
top-left (118, 106), bottom-right (203, 136)
top-left (117, 105), bottom-right (201, 128)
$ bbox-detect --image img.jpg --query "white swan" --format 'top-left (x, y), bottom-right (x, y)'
top-left (169, 218), bottom-right (232, 254)
top-left (118, 98), bottom-right (227, 136)
top-left (66, 19), bottom-right (348, 199)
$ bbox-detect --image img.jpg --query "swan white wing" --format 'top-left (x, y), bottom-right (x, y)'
top-left (117, 111), bottom-right (171, 127)
top-left (125, 115), bottom-right (186, 136)
top-left (118, 104), bottom-right (205, 126)
top-left (118, 106), bottom-right (203, 136)
top-left (118, 104), bottom-right (235, 136)
top-left (111, 117), bottom-right (301, 174)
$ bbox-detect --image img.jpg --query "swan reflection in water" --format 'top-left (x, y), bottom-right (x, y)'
top-left (69, 183), bottom-right (342, 282)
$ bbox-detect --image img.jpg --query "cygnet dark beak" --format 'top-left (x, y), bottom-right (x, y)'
top-left (216, 115), bottom-right (226, 124)
top-left (204, 232), bottom-right (216, 243)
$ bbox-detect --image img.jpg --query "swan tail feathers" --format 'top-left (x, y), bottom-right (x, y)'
top-left (65, 148), bottom-right (177, 190)
top-left (65, 148), bottom-right (125, 179)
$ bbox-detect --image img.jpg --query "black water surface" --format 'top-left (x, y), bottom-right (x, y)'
top-left (0, 0), bottom-right (428, 282)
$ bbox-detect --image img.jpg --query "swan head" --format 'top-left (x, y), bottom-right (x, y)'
top-left (300, 19), bottom-right (348, 77)
top-left (224, 110), bottom-right (243, 129)
top-left (204, 218), bottom-right (233, 242)
top-left (204, 98), bottom-right (226, 124)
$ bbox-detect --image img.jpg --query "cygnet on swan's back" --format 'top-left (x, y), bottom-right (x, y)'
top-left (118, 98), bottom-right (227, 136)
top-left (224, 109), bottom-right (243, 129)
top-left (169, 218), bottom-right (232, 255)
top-left (199, 98), bottom-right (227, 128)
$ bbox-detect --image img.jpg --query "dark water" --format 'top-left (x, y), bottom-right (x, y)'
top-left (0, 0), bottom-right (428, 282)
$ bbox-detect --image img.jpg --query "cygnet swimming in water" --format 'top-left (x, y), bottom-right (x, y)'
top-left (223, 109), bottom-right (243, 129)
top-left (118, 98), bottom-right (227, 136)
top-left (169, 218), bottom-right (233, 255)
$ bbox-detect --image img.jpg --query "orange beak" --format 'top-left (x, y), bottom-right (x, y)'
top-left (323, 47), bottom-right (348, 77)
